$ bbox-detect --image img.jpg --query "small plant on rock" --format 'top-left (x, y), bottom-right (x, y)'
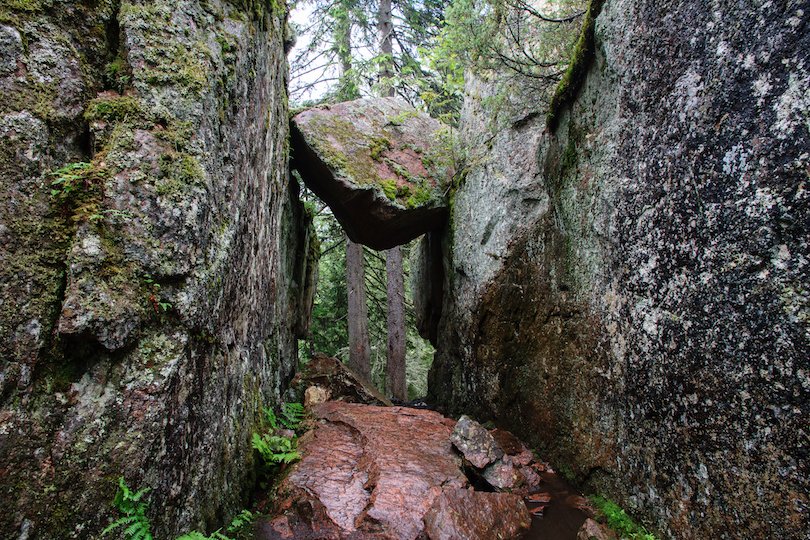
top-left (102, 477), bottom-right (153, 540)
top-left (49, 162), bottom-right (96, 202)
top-left (589, 495), bottom-right (658, 540)
top-left (252, 402), bottom-right (306, 470)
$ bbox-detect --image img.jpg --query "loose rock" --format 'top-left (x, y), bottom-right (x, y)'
top-left (261, 403), bottom-right (538, 540)
top-left (423, 488), bottom-right (531, 540)
top-left (449, 415), bottom-right (504, 469)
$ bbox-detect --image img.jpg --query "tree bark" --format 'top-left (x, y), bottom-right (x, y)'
top-left (385, 246), bottom-right (407, 400)
top-left (347, 239), bottom-right (371, 379)
top-left (378, 0), bottom-right (406, 400)
top-left (378, 0), bottom-right (394, 97)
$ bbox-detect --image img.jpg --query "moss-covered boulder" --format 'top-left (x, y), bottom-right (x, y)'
top-left (291, 97), bottom-right (453, 250)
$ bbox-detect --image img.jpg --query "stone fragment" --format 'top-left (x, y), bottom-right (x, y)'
top-left (577, 518), bottom-right (616, 540)
top-left (303, 384), bottom-right (330, 406)
top-left (449, 415), bottom-right (503, 468)
top-left (423, 487), bottom-right (531, 540)
top-left (482, 457), bottom-right (524, 491)
top-left (291, 97), bottom-right (452, 250)
top-left (291, 353), bottom-right (392, 406)
top-left (526, 492), bottom-right (552, 503)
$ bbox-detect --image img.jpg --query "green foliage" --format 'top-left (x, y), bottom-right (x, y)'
top-left (546, 0), bottom-right (604, 131)
top-left (102, 477), bottom-right (153, 540)
top-left (252, 433), bottom-right (301, 465)
top-left (280, 402), bottom-right (306, 430)
top-left (49, 162), bottom-right (95, 201)
top-left (175, 532), bottom-right (230, 540)
top-left (262, 403), bottom-right (305, 431)
top-left (170, 507), bottom-right (255, 539)
top-left (431, 0), bottom-right (585, 127)
top-left (84, 96), bottom-right (144, 124)
top-left (225, 510), bottom-right (256, 533)
top-left (143, 275), bottom-right (172, 313)
top-left (104, 478), bottom-right (255, 540)
top-left (104, 57), bottom-right (133, 94)
top-left (589, 495), bottom-right (658, 540)
top-left (252, 403), bottom-right (305, 470)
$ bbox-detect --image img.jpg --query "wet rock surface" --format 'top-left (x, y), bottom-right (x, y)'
top-left (259, 402), bottom-right (538, 540)
top-left (424, 488), bottom-right (531, 540)
top-left (291, 97), bottom-right (452, 250)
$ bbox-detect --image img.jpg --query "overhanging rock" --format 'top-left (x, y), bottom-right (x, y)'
top-left (291, 97), bottom-right (453, 250)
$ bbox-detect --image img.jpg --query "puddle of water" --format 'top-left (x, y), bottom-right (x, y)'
top-left (523, 472), bottom-right (589, 540)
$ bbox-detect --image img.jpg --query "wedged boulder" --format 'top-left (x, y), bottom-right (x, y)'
top-left (259, 402), bottom-right (532, 540)
top-left (291, 97), bottom-right (453, 250)
top-left (290, 352), bottom-right (392, 406)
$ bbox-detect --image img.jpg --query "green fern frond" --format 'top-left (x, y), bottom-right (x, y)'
top-left (102, 477), bottom-right (153, 540)
top-left (280, 402), bottom-right (305, 430)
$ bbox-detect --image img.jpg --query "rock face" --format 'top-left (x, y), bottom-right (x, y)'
top-left (291, 97), bottom-right (453, 250)
top-left (423, 0), bottom-right (810, 538)
top-left (0, 1), bottom-right (316, 537)
top-left (261, 402), bottom-right (532, 539)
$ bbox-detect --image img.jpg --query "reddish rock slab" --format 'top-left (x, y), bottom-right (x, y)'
top-left (577, 518), bottom-right (617, 540)
top-left (290, 97), bottom-right (452, 250)
top-left (265, 402), bottom-right (466, 539)
top-left (423, 488), bottom-right (531, 540)
top-left (259, 403), bottom-right (547, 540)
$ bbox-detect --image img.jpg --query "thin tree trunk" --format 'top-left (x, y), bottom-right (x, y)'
top-left (346, 239), bottom-right (371, 379)
top-left (378, 0), bottom-right (406, 400)
top-left (386, 246), bottom-right (407, 400)
top-left (378, 0), bottom-right (394, 97)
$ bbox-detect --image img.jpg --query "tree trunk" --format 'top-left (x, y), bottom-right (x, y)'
top-left (347, 239), bottom-right (371, 379)
top-left (378, 0), bottom-right (394, 97)
top-left (385, 246), bottom-right (407, 400)
top-left (378, 0), bottom-right (406, 400)
top-left (334, 0), bottom-right (357, 100)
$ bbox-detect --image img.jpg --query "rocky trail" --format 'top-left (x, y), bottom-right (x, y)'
top-left (251, 356), bottom-right (606, 540)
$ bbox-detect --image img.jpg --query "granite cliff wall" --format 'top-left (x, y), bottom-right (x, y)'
top-left (426, 0), bottom-right (809, 537)
top-left (0, 0), bottom-right (315, 537)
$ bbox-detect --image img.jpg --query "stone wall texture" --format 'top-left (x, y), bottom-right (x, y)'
top-left (427, 0), bottom-right (809, 538)
top-left (0, 0), bottom-right (315, 537)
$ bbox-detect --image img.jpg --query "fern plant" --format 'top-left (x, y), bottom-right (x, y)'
top-left (175, 531), bottom-right (230, 540)
top-left (251, 432), bottom-right (301, 465)
top-left (102, 477), bottom-right (153, 540)
top-left (280, 402), bottom-right (305, 430)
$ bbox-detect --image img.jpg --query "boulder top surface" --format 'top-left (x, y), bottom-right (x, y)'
top-left (291, 97), bottom-right (453, 250)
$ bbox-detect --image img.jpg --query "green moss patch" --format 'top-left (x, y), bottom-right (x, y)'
top-left (84, 95), bottom-right (145, 124)
top-left (546, 0), bottom-right (605, 132)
